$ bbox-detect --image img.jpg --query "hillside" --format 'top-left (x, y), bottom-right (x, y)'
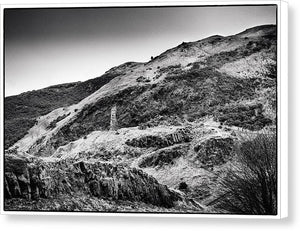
top-left (4, 62), bottom-right (142, 149)
top-left (4, 25), bottom-right (277, 214)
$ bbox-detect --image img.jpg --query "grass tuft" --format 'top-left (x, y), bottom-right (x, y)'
top-left (212, 132), bottom-right (277, 215)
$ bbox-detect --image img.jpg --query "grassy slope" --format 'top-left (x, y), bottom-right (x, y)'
top-left (4, 72), bottom-right (120, 149)
top-left (46, 67), bottom-right (275, 154)
top-left (5, 25), bottom-right (277, 152)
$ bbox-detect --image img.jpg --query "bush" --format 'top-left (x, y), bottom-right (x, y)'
top-left (136, 76), bottom-right (150, 83)
top-left (213, 133), bottom-right (277, 215)
top-left (178, 182), bottom-right (188, 190)
top-left (216, 104), bottom-right (272, 130)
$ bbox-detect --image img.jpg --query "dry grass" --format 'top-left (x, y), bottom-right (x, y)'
top-left (212, 132), bottom-right (277, 215)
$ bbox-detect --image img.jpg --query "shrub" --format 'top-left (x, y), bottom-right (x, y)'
top-left (265, 63), bottom-right (277, 79)
top-left (178, 182), bottom-right (188, 190)
top-left (215, 104), bottom-right (272, 130)
top-left (46, 113), bottom-right (70, 130)
top-left (136, 76), bottom-right (150, 83)
top-left (213, 133), bottom-right (277, 214)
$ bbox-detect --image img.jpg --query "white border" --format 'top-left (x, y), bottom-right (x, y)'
top-left (0, 0), bottom-right (288, 219)
top-left (278, 0), bottom-right (288, 219)
top-left (0, 0), bottom-right (288, 8)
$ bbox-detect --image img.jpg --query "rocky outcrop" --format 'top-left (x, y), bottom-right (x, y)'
top-left (4, 154), bottom-right (180, 208)
top-left (126, 128), bottom-right (191, 149)
top-left (192, 136), bottom-right (234, 169)
top-left (138, 143), bottom-right (190, 168)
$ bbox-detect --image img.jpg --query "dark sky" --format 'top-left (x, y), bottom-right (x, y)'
top-left (4, 5), bottom-right (276, 96)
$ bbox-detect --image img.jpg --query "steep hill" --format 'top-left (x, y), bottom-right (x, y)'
top-left (4, 24), bottom-right (277, 213)
top-left (9, 24), bottom-right (276, 155)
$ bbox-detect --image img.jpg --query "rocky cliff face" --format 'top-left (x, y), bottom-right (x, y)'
top-left (5, 153), bottom-right (198, 211)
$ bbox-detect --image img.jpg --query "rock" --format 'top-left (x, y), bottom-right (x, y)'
top-left (4, 176), bottom-right (12, 199)
top-left (17, 174), bottom-right (31, 200)
top-left (138, 143), bottom-right (190, 168)
top-left (125, 127), bottom-right (192, 149)
top-left (5, 172), bottom-right (21, 198)
top-left (4, 154), bottom-right (181, 208)
top-left (193, 136), bottom-right (234, 169)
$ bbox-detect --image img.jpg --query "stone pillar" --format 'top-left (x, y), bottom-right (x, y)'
top-left (110, 105), bottom-right (118, 131)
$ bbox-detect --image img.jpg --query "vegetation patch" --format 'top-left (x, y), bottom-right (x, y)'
top-left (216, 104), bottom-right (273, 130)
top-left (4, 72), bottom-right (119, 149)
top-left (193, 137), bottom-right (234, 170)
top-left (4, 118), bottom-right (36, 149)
top-left (136, 76), bottom-right (150, 83)
top-left (138, 144), bottom-right (190, 168)
top-left (47, 113), bottom-right (71, 130)
top-left (201, 35), bottom-right (276, 69)
top-left (212, 133), bottom-right (277, 215)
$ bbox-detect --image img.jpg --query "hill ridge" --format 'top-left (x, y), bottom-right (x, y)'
top-left (6, 24), bottom-right (276, 153)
